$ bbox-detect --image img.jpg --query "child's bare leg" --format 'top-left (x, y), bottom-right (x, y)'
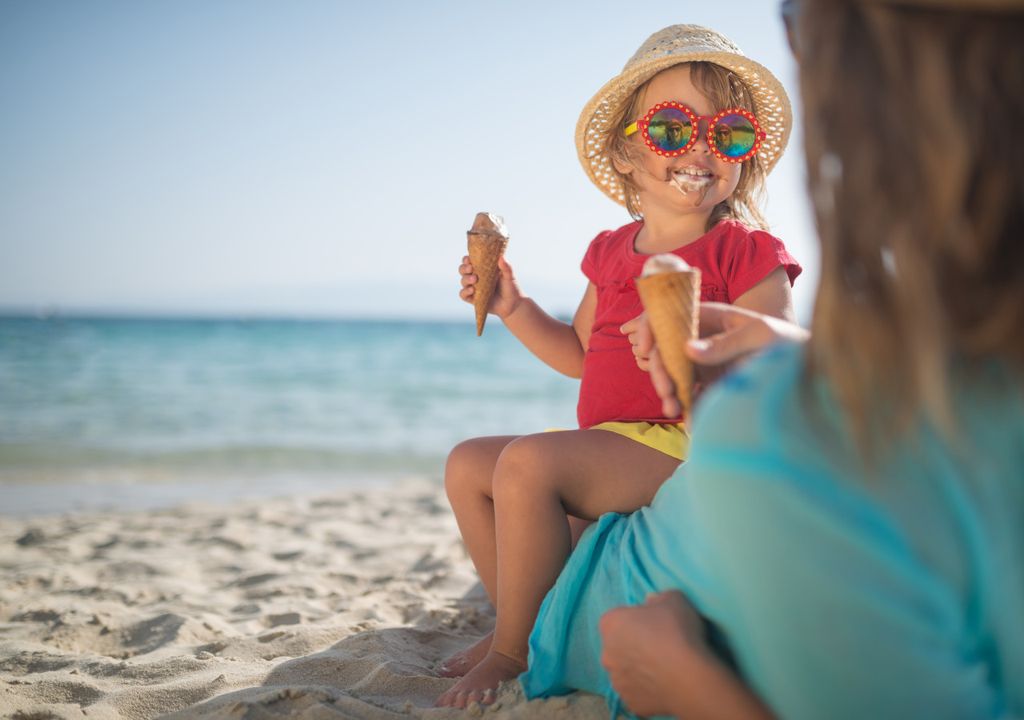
top-left (444, 435), bottom-right (519, 602)
top-left (441, 515), bottom-right (591, 677)
top-left (568, 515), bottom-right (594, 545)
top-left (440, 435), bottom-right (517, 677)
top-left (436, 430), bottom-right (678, 708)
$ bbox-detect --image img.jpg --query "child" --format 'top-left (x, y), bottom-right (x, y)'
top-left (438, 24), bottom-right (801, 708)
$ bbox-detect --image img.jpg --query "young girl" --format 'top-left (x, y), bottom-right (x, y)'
top-left (438, 24), bottom-right (801, 708)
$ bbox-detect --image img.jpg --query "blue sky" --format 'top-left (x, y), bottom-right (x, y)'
top-left (0, 1), bottom-right (817, 320)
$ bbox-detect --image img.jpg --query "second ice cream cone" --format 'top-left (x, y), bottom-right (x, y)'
top-left (467, 212), bottom-right (509, 336)
top-left (637, 266), bottom-right (701, 413)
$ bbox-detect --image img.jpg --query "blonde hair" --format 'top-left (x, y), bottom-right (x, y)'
top-left (604, 61), bottom-right (769, 230)
top-left (799, 1), bottom-right (1024, 445)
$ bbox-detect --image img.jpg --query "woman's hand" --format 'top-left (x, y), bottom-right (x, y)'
top-left (599, 591), bottom-right (709, 718)
top-left (600, 591), bottom-right (776, 720)
top-left (650, 303), bottom-right (810, 418)
top-left (458, 255), bottom-right (524, 319)
top-left (688, 302), bottom-right (809, 367)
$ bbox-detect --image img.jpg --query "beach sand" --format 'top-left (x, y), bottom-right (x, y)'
top-left (0, 479), bottom-right (604, 719)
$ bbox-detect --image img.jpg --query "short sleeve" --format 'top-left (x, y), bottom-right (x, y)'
top-left (724, 229), bottom-right (802, 302)
top-left (680, 350), bottom-right (1002, 720)
top-left (580, 231), bottom-right (611, 285)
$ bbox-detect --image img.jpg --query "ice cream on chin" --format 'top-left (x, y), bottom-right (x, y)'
top-left (466, 212), bottom-right (510, 337)
top-left (635, 253), bottom-right (701, 415)
top-left (668, 166), bottom-right (716, 207)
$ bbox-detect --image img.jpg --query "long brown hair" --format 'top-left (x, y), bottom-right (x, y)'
top-left (605, 61), bottom-right (769, 230)
top-left (799, 0), bottom-right (1024, 444)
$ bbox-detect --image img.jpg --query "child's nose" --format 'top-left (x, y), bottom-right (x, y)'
top-left (690, 123), bottom-right (712, 153)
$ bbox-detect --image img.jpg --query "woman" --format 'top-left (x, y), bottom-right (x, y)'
top-left (519, 0), bottom-right (1024, 718)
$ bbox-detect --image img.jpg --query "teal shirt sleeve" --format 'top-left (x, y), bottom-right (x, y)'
top-left (681, 345), bottom-right (1018, 720)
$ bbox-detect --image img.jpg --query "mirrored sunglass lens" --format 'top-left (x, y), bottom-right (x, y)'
top-left (713, 114), bottom-right (757, 158)
top-left (647, 108), bottom-right (693, 151)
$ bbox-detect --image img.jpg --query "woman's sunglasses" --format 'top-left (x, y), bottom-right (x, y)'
top-left (624, 101), bottom-right (766, 163)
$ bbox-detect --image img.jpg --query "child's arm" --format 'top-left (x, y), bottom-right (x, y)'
top-left (459, 254), bottom-right (595, 378)
top-left (503, 281), bottom-right (595, 379)
top-left (732, 266), bottom-right (796, 322)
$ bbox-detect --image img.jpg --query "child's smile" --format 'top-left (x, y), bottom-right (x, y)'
top-left (668, 161), bottom-right (716, 195)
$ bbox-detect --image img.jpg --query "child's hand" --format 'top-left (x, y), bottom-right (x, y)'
top-left (619, 313), bottom-right (653, 371)
top-left (458, 255), bottom-right (523, 319)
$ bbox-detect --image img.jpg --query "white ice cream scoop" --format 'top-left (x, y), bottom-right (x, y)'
top-left (641, 253), bottom-right (692, 277)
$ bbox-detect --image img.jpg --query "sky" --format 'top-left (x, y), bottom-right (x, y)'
top-left (0, 0), bottom-right (818, 321)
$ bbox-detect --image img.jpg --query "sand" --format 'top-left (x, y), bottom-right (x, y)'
top-left (0, 479), bottom-right (605, 719)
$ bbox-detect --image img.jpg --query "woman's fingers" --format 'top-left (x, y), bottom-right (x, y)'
top-left (690, 310), bottom-right (808, 368)
top-left (687, 325), bottom-right (766, 366)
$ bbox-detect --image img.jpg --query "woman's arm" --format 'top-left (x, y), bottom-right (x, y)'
top-left (620, 265), bottom-right (798, 379)
top-left (600, 591), bottom-right (775, 720)
top-left (637, 303), bottom-right (809, 417)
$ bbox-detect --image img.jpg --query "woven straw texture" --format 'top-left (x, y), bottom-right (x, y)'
top-left (576, 25), bottom-right (792, 207)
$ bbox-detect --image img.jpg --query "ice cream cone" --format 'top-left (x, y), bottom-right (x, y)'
top-left (466, 212), bottom-right (509, 336)
top-left (636, 268), bottom-right (701, 413)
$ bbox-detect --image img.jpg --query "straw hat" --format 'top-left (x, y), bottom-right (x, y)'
top-left (576, 25), bottom-right (792, 208)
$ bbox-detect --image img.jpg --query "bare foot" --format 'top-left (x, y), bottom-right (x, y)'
top-left (435, 650), bottom-right (526, 708)
top-left (439, 631), bottom-right (494, 678)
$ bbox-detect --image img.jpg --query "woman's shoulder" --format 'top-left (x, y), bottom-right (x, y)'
top-left (687, 344), bottom-right (1024, 536)
top-left (686, 342), bottom-right (861, 503)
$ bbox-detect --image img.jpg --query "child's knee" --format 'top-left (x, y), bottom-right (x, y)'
top-left (444, 438), bottom-right (494, 497)
top-left (444, 440), bottom-right (475, 493)
top-left (493, 436), bottom-right (551, 496)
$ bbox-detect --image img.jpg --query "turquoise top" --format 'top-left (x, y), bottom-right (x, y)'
top-left (521, 342), bottom-right (1023, 719)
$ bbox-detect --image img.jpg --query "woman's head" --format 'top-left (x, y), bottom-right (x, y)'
top-left (796, 0), bottom-right (1024, 436)
top-left (608, 61), bottom-right (768, 228)
top-left (575, 25), bottom-right (792, 228)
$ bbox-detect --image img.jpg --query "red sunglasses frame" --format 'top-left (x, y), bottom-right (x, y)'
top-left (625, 101), bottom-right (767, 163)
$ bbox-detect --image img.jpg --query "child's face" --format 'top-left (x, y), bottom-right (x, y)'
top-left (620, 65), bottom-right (743, 218)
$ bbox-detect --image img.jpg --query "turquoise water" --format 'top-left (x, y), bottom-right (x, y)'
top-left (0, 316), bottom-right (580, 513)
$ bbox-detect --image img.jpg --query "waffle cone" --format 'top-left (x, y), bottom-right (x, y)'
top-left (466, 212), bottom-right (509, 336)
top-left (636, 269), bottom-right (701, 413)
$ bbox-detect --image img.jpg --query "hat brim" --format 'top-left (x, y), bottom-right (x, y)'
top-left (576, 51), bottom-right (793, 207)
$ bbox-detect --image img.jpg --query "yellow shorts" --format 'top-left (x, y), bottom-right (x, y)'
top-left (590, 421), bottom-right (689, 460)
top-left (546, 422), bottom-right (689, 460)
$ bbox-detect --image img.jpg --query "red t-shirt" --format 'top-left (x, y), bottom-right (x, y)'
top-left (577, 219), bottom-right (802, 428)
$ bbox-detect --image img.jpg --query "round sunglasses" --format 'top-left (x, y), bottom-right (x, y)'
top-left (625, 101), bottom-right (766, 163)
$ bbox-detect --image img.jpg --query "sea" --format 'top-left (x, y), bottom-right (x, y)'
top-left (0, 316), bottom-right (580, 516)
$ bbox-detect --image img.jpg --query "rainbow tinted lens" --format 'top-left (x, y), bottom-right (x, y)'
top-left (647, 107), bottom-right (694, 153)
top-left (711, 113), bottom-right (757, 158)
